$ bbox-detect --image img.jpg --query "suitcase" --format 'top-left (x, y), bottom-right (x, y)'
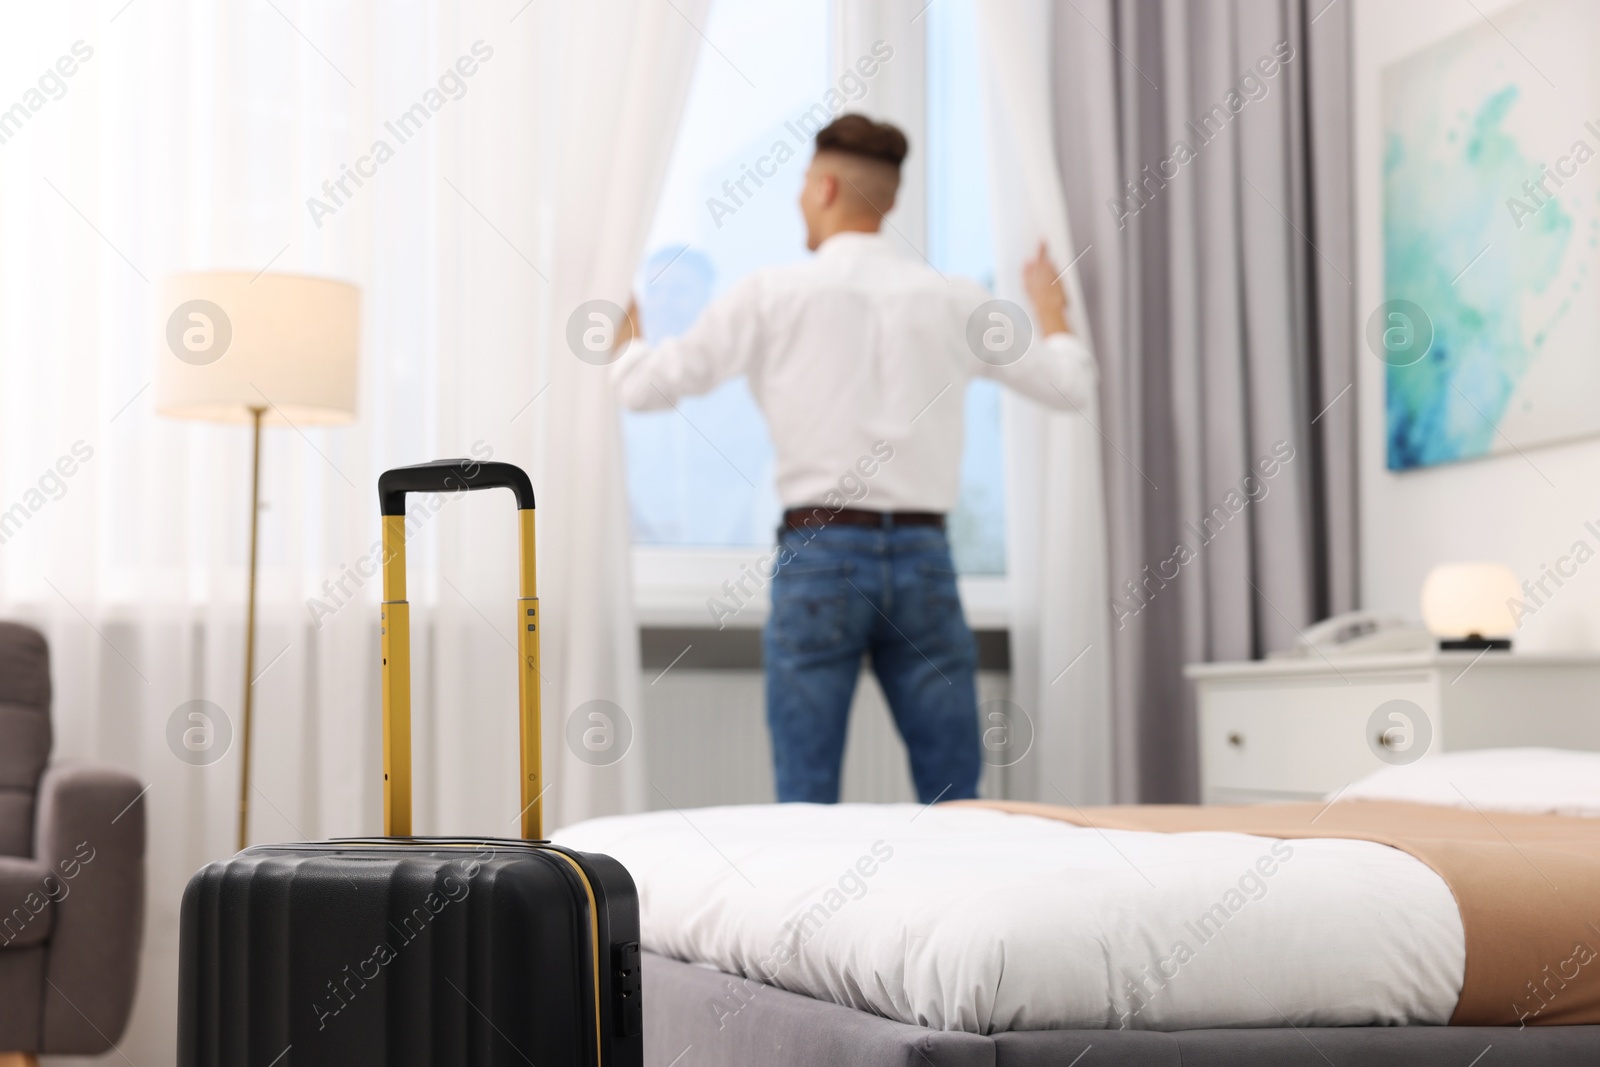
top-left (178, 459), bottom-right (644, 1067)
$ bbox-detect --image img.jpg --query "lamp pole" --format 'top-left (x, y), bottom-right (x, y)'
top-left (237, 405), bottom-right (266, 851)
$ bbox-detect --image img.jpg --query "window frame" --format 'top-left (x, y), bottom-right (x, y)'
top-left (633, 545), bottom-right (1011, 629)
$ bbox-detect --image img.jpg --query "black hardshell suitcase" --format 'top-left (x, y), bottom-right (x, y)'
top-left (178, 460), bottom-right (644, 1067)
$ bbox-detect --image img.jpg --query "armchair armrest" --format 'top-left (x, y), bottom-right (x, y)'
top-left (0, 856), bottom-right (55, 948)
top-left (33, 763), bottom-right (146, 1055)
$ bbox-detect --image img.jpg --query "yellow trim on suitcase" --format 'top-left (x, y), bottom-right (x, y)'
top-left (545, 848), bottom-right (606, 1064)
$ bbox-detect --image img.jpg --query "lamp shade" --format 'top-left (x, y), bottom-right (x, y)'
top-left (1419, 562), bottom-right (1520, 639)
top-left (157, 271), bottom-right (360, 425)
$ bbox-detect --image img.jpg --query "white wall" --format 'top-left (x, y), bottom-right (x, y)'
top-left (1355, 0), bottom-right (1600, 650)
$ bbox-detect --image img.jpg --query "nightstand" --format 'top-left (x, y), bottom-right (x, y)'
top-left (1185, 653), bottom-right (1600, 804)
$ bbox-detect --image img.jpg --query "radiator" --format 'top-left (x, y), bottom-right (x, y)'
top-left (639, 668), bottom-right (1013, 807)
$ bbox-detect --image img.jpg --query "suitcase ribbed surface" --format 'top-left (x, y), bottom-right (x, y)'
top-left (178, 840), bottom-right (640, 1067)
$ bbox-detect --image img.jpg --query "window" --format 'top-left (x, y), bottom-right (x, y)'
top-left (624, 0), bottom-right (823, 547)
top-left (626, 0), bottom-right (1006, 575)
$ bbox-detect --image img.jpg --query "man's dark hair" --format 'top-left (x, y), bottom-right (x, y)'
top-left (815, 114), bottom-right (908, 168)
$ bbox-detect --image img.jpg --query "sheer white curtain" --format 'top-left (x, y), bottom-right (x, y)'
top-left (975, 0), bottom-right (1115, 804)
top-left (538, 0), bottom-right (709, 824)
top-left (0, 2), bottom-right (702, 1063)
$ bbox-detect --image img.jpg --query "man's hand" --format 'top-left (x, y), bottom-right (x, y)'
top-left (613, 297), bottom-right (640, 352)
top-left (1022, 241), bottom-right (1071, 336)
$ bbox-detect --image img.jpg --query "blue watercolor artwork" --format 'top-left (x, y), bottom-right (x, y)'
top-left (1382, 0), bottom-right (1600, 470)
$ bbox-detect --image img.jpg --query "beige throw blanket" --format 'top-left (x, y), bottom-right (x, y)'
top-left (959, 799), bottom-right (1600, 1026)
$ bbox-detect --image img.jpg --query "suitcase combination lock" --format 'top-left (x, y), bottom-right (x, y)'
top-left (613, 941), bottom-right (644, 1038)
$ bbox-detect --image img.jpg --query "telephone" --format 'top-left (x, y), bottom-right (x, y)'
top-left (1272, 611), bottom-right (1433, 659)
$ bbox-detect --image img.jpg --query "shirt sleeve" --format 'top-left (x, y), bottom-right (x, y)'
top-left (609, 274), bottom-right (764, 410)
top-left (978, 328), bottom-right (1099, 413)
top-left (953, 278), bottom-right (1098, 412)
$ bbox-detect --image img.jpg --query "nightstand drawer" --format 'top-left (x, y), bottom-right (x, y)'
top-left (1189, 653), bottom-right (1600, 804)
top-left (1198, 680), bottom-right (1437, 798)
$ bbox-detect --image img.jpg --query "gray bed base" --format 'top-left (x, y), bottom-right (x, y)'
top-left (644, 951), bottom-right (1600, 1066)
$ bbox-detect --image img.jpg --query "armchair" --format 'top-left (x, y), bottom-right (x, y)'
top-left (0, 622), bottom-right (146, 1065)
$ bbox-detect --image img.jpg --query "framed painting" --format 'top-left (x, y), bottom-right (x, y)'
top-left (1382, 0), bottom-right (1600, 470)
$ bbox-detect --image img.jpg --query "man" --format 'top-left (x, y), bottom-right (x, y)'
top-left (611, 114), bottom-right (1095, 804)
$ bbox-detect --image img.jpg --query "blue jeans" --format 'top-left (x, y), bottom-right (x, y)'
top-left (763, 521), bottom-right (981, 804)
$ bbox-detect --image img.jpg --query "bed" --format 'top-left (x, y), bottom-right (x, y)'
top-left (553, 748), bottom-right (1600, 1065)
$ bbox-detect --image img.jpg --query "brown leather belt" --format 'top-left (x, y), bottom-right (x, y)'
top-left (783, 507), bottom-right (945, 532)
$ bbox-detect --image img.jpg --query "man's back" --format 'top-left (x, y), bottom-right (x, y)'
top-left (612, 231), bottom-right (1093, 512)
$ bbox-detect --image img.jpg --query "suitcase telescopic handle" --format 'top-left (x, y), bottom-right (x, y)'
top-left (377, 459), bottom-right (543, 841)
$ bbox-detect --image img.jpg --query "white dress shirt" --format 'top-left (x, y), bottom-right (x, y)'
top-left (611, 231), bottom-right (1096, 512)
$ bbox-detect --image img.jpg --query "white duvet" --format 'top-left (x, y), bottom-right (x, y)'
top-left (554, 802), bottom-right (1466, 1032)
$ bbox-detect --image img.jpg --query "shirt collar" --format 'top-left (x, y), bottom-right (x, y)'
top-left (815, 230), bottom-right (892, 258)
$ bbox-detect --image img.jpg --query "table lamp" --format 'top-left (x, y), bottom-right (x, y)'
top-left (1420, 562), bottom-right (1519, 651)
top-left (157, 271), bottom-right (360, 849)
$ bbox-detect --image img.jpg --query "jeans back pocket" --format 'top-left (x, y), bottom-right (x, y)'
top-left (770, 560), bottom-right (857, 656)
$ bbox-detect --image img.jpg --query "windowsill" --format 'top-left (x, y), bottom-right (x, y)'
top-left (632, 545), bottom-right (1010, 630)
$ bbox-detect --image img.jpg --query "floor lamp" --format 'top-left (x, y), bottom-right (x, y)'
top-left (157, 271), bottom-right (361, 850)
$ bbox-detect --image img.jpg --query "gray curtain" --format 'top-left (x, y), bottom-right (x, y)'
top-left (1050, 0), bottom-right (1358, 802)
